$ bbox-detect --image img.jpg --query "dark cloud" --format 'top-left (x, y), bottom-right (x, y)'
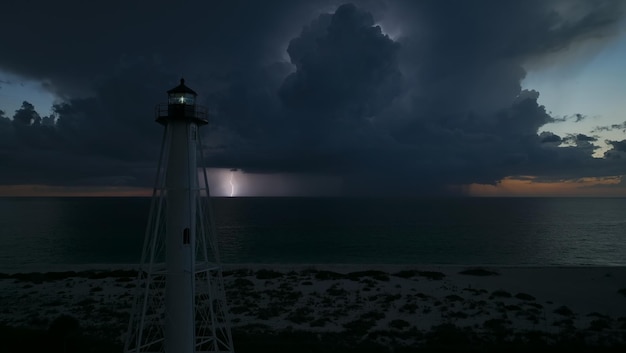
top-left (609, 140), bottom-right (626, 152)
top-left (0, 0), bottom-right (625, 195)
top-left (575, 134), bottom-right (598, 142)
top-left (539, 132), bottom-right (562, 144)
top-left (279, 3), bottom-right (402, 117)
top-left (605, 140), bottom-right (626, 158)
top-left (550, 113), bottom-right (588, 123)
top-left (604, 140), bottom-right (626, 160)
top-left (592, 121), bottom-right (626, 133)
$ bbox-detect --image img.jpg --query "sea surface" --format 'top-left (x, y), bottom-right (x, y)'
top-left (0, 197), bottom-right (625, 269)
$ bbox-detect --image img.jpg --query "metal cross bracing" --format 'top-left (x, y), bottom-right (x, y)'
top-left (124, 122), bottom-right (234, 353)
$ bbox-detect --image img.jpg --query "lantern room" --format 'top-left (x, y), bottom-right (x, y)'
top-left (155, 78), bottom-right (208, 125)
top-left (167, 78), bottom-right (197, 106)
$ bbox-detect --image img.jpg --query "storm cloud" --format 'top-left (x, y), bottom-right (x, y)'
top-left (1, 0), bottom-right (625, 195)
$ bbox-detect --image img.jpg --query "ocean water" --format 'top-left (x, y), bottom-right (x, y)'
top-left (0, 197), bottom-right (625, 269)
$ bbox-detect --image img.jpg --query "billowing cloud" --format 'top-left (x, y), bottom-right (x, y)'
top-left (0, 0), bottom-right (625, 195)
top-left (604, 139), bottom-right (626, 160)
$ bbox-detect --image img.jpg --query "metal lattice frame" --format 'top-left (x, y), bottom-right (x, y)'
top-left (124, 126), bottom-right (234, 353)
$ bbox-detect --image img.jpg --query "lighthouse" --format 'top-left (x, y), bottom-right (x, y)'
top-left (125, 79), bottom-right (234, 353)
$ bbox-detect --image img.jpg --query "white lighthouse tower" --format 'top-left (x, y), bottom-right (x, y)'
top-left (125, 79), bottom-right (234, 353)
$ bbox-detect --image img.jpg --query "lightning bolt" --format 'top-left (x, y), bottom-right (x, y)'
top-left (229, 171), bottom-right (235, 197)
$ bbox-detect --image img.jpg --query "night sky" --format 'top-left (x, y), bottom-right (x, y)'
top-left (1, 0), bottom-right (625, 197)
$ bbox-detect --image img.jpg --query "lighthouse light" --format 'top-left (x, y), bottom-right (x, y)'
top-left (168, 93), bottom-right (195, 105)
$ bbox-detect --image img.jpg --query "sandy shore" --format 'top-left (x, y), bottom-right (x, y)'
top-left (1, 265), bottom-right (625, 349)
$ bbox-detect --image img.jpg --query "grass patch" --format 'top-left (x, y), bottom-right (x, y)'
top-left (347, 270), bottom-right (389, 282)
top-left (255, 269), bottom-right (284, 280)
top-left (554, 305), bottom-right (574, 317)
top-left (491, 290), bottom-right (512, 298)
top-left (445, 294), bottom-right (464, 302)
top-left (459, 268), bottom-right (499, 276)
top-left (389, 319), bottom-right (410, 330)
top-left (393, 270), bottom-right (417, 279)
top-left (315, 270), bottom-right (345, 280)
top-left (515, 292), bottom-right (535, 301)
top-left (232, 278), bottom-right (255, 288)
top-left (286, 307), bottom-right (314, 324)
top-left (417, 271), bottom-right (445, 281)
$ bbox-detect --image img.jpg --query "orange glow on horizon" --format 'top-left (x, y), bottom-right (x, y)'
top-left (466, 175), bottom-right (626, 197)
top-left (0, 184), bottom-right (152, 197)
top-left (2, 175), bottom-right (626, 197)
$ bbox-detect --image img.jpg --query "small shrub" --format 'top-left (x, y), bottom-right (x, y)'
top-left (589, 319), bottom-right (610, 331)
top-left (459, 268), bottom-right (499, 276)
top-left (525, 302), bottom-right (543, 309)
top-left (463, 287), bottom-right (484, 296)
top-left (344, 318), bottom-right (376, 333)
top-left (553, 319), bottom-right (574, 327)
top-left (326, 284), bottom-right (348, 296)
top-left (380, 293), bottom-right (402, 303)
top-left (515, 292), bottom-right (535, 301)
top-left (483, 318), bottom-right (509, 334)
top-left (444, 294), bottom-right (463, 302)
top-left (426, 323), bottom-right (473, 346)
top-left (618, 317), bottom-right (626, 329)
top-left (448, 311), bottom-right (468, 319)
top-left (400, 303), bottom-right (418, 314)
top-left (361, 311), bottom-right (385, 321)
top-left (554, 306), bottom-right (573, 316)
top-left (255, 269), bottom-right (283, 280)
top-left (393, 270), bottom-right (417, 279)
top-left (230, 306), bottom-right (249, 315)
top-left (233, 278), bottom-right (254, 288)
top-left (43, 299), bottom-right (64, 307)
top-left (347, 270), bottom-right (389, 282)
top-left (286, 307), bottom-right (314, 324)
top-left (115, 277), bottom-right (133, 282)
top-left (309, 318), bottom-right (329, 327)
top-left (491, 290), bottom-right (511, 298)
top-left (417, 271), bottom-right (445, 280)
top-left (255, 306), bottom-right (282, 320)
top-left (314, 270), bottom-right (345, 280)
top-left (389, 319), bottom-right (410, 330)
top-left (224, 269), bottom-right (252, 277)
top-left (588, 312), bottom-right (610, 319)
top-left (48, 315), bottom-right (80, 337)
top-left (415, 292), bottom-right (431, 300)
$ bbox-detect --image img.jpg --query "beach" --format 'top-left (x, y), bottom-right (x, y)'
top-left (1, 265), bottom-right (625, 351)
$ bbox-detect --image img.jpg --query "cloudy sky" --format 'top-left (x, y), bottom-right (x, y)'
top-left (1, 0), bottom-right (625, 197)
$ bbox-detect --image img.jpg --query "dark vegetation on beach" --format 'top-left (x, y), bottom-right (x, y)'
top-left (0, 270), bottom-right (138, 283)
top-left (2, 268), bottom-right (626, 352)
top-left (459, 268), bottom-right (500, 276)
top-left (2, 323), bottom-right (626, 353)
top-left (233, 326), bottom-right (626, 353)
top-left (0, 318), bottom-right (121, 353)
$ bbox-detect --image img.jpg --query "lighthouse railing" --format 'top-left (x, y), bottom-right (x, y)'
top-left (154, 103), bottom-right (208, 123)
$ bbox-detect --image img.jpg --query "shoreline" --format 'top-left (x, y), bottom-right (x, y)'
top-left (1, 265), bottom-right (625, 349)
top-left (2, 262), bottom-right (625, 273)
